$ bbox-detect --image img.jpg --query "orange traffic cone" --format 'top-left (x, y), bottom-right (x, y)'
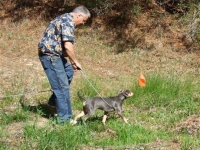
top-left (139, 73), bottom-right (146, 87)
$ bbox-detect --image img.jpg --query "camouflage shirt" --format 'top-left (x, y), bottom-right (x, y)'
top-left (38, 13), bottom-right (75, 56)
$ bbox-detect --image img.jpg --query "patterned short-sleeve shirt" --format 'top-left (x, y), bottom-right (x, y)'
top-left (38, 13), bottom-right (75, 56)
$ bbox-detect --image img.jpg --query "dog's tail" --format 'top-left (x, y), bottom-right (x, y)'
top-left (77, 91), bottom-right (86, 101)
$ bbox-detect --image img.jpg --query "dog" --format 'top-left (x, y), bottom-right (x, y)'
top-left (72, 90), bottom-right (134, 125)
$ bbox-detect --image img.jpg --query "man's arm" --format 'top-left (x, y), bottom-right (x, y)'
top-left (63, 41), bottom-right (82, 70)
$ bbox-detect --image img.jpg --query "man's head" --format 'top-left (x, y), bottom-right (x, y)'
top-left (72, 5), bottom-right (91, 26)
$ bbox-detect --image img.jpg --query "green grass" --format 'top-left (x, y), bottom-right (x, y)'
top-left (7, 121), bottom-right (169, 149)
top-left (0, 73), bottom-right (199, 149)
top-left (0, 109), bottom-right (29, 125)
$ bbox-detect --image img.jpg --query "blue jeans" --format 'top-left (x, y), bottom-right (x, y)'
top-left (39, 54), bottom-right (74, 122)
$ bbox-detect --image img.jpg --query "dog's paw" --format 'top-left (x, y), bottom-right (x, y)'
top-left (123, 118), bottom-right (129, 124)
top-left (70, 119), bottom-right (77, 126)
top-left (102, 122), bottom-right (106, 126)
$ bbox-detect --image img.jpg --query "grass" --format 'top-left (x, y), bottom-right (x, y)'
top-left (0, 73), bottom-right (199, 149)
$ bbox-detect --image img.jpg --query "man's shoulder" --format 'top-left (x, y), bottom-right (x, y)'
top-left (56, 13), bottom-right (72, 21)
top-left (51, 13), bottom-right (73, 25)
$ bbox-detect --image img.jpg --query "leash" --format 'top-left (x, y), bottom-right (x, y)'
top-left (0, 89), bottom-right (52, 99)
top-left (79, 70), bottom-right (113, 108)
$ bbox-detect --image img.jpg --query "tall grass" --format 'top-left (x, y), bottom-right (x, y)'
top-left (0, 69), bottom-right (200, 150)
top-left (130, 74), bottom-right (196, 107)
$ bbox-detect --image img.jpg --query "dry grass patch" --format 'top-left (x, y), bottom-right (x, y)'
top-left (174, 114), bottom-right (200, 135)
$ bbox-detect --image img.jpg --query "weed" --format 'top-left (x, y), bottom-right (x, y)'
top-left (132, 5), bottom-right (141, 16)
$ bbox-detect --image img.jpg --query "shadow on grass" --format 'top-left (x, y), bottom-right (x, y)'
top-left (19, 97), bottom-right (56, 119)
top-left (76, 114), bottom-right (121, 126)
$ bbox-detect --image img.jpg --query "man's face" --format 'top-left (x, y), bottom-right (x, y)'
top-left (76, 14), bottom-right (89, 26)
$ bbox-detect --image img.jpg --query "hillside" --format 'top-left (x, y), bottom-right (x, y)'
top-left (0, 0), bottom-right (199, 92)
top-left (0, 0), bottom-right (199, 53)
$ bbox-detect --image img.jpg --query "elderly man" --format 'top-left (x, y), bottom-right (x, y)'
top-left (38, 6), bottom-right (91, 124)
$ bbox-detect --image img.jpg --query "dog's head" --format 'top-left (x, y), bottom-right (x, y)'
top-left (118, 90), bottom-right (134, 100)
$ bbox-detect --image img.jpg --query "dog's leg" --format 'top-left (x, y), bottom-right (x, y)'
top-left (82, 114), bottom-right (91, 124)
top-left (117, 110), bottom-right (128, 124)
top-left (102, 112), bottom-right (108, 125)
top-left (102, 115), bottom-right (107, 125)
top-left (82, 109), bottom-right (95, 124)
top-left (122, 116), bottom-right (128, 124)
top-left (72, 111), bottom-right (85, 125)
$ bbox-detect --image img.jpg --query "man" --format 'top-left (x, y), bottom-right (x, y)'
top-left (38, 5), bottom-right (91, 124)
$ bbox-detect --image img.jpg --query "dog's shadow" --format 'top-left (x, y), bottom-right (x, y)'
top-left (19, 98), bottom-right (56, 119)
top-left (78, 113), bottom-right (119, 125)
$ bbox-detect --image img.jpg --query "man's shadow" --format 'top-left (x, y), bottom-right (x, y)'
top-left (19, 97), bottom-right (56, 119)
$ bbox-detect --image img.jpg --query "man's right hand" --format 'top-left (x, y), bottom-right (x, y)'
top-left (72, 62), bottom-right (82, 71)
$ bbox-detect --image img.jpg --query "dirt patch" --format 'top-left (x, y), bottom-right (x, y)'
top-left (0, 117), bottom-right (51, 148)
top-left (78, 139), bottom-right (181, 150)
top-left (174, 114), bottom-right (200, 134)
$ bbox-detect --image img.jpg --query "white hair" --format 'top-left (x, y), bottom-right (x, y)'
top-left (73, 5), bottom-right (91, 18)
